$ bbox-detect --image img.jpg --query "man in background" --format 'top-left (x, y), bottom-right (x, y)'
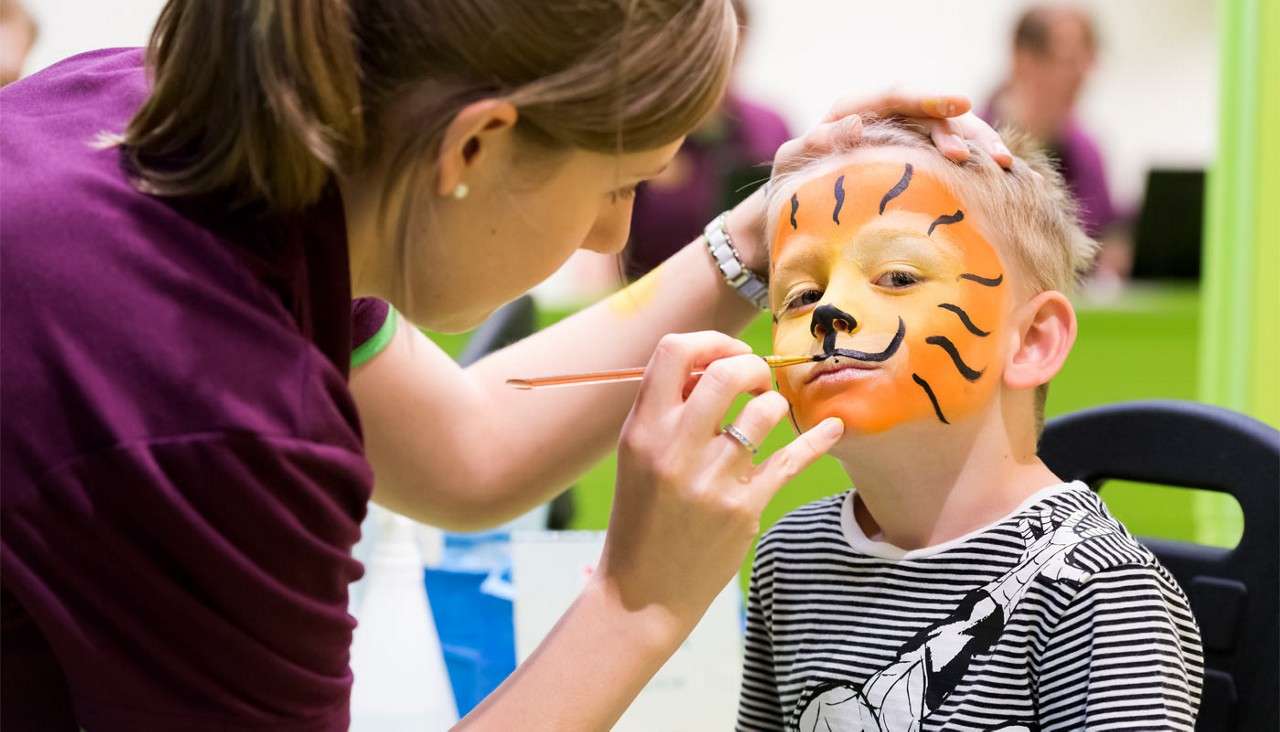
top-left (985, 4), bottom-right (1131, 281)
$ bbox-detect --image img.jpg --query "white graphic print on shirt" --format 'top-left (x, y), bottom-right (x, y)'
top-left (736, 483), bottom-right (1204, 732)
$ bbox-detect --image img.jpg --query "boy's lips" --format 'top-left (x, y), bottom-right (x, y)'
top-left (805, 359), bottom-right (880, 385)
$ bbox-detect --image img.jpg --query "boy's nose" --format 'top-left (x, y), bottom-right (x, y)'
top-left (810, 304), bottom-right (858, 340)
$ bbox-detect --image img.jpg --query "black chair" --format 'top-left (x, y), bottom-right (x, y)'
top-left (457, 295), bottom-right (538, 368)
top-left (456, 295), bottom-right (576, 529)
top-left (1040, 400), bottom-right (1279, 732)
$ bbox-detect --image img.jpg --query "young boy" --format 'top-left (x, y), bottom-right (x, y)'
top-left (736, 121), bottom-right (1203, 731)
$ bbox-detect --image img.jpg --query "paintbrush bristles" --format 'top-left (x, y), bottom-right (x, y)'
top-left (506, 354), bottom-right (813, 390)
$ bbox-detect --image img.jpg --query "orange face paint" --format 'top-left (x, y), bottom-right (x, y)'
top-left (770, 158), bottom-right (1009, 434)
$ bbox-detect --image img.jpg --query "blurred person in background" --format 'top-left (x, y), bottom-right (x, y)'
top-left (622, 0), bottom-right (791, 280)
top-left (985, 3), bottom-right (1133, 283)
top-left (0, 0), bottom-right (36, 86)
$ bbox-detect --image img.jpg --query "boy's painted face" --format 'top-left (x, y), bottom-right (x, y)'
top-left (770, 155), bottom-right (1010, 434)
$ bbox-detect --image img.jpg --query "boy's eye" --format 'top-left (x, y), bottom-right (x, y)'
top-left (874, 270), bottom-right (921, 289)
top-left (783, 289), bottom-right (824, 311)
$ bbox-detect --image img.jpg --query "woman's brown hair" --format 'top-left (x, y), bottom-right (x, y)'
top-left (120, 0), bottom-right (738, 214)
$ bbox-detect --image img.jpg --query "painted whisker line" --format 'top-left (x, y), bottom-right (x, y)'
top-left (959, 272), bottom-right (1003, 287)
top-left (937, 303), bottom-right (990, 337)
top-left (925, 335), bottom-right (984, 381)
top-left (879, 163), bottom-right (913, 214)
top-left (927, 209), bottom-right (965, 236)
top-left (817, 318), bottom-right (907, 363)
top-left (789, 193), bottom-right (800, 230)
top-left (912, 373), bottom-right (949, 424)
top-left (832, 175), bottom-right (846, 224)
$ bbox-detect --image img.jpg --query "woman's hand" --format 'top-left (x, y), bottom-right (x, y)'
top-left (726, 91), bottom-right (1012, 271)
top-left (595, 331), bottom-right (844, 635)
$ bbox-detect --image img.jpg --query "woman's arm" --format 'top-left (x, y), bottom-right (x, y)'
top-left (459, 330), bottom-right (845, 729)
top-left (350, 230), bottom-right (755, 529)
top-left (350, 93), bottom-right (1008, 530)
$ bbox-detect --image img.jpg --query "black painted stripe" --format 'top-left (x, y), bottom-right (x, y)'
top-left (912, 373), bottom-right (950, 424)
top-left (927, 209), bottom-right (965, 235)
top-left (790, 193), bottom-right (799, 230)
top-left (937, 303), bottom-right (990, 337)
top-left (879, 163), bottom-right (913, 214)
top-left (959, 272), bottom-right (1003, 287)
top-left (832, 175), bottom-right (846, 224)
top-left (926, 335), bottom-right (985, 381)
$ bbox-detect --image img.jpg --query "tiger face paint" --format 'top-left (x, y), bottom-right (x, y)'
top-left (770, 155), bottom-right (1009, 434)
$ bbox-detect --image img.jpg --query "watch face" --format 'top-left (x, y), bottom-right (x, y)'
top-left (770, 159), bottom-right (1010, 434)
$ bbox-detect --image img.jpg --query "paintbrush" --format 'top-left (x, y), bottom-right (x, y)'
top-left (506, 354), bottom-right (815, 390)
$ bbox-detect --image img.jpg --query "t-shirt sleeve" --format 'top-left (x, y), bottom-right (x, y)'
top-left (1035, 564), bottom-right (1205, 731)
top-left (350, 297), bottom-right (397, 369)
top-left (737, 537), bottom-right (785, 731)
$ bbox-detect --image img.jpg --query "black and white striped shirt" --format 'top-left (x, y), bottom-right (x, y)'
top-left (737, 482), bottom-right (1204, 731)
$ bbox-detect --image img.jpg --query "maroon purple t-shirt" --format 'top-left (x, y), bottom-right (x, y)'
top-left (2, 49), bottom-right (389, 730)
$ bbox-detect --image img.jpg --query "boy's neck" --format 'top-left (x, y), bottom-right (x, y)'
top-left (835, 404), bottom-right (1063, 550)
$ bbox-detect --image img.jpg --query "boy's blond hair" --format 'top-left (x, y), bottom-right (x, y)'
top-left (767, 119), bottom-right (1099, 430)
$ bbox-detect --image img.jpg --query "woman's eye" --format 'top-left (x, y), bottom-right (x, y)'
top-left (784, 289), bottom-right (824, 311)
top-left (875, 271), bottom-right (921, 289)
top-left (608, 185), bottom-right (638, 204)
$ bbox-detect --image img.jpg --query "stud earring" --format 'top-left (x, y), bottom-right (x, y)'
top-left (452, 183), bottom-right (469, 200)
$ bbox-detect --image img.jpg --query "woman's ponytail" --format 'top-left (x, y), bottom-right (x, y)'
top-left (122, 0), bottom-right (363, 211)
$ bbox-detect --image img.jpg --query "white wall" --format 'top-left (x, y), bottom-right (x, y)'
top-left (21, 0), bottom-right (1216, 207)
top-left (23, 0), bottom-right (166, 73)
top-left (735, 0), bottom-right (1217, 207)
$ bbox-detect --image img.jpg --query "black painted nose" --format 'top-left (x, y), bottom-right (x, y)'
top-left (810, 304), bottom-right (858, 340)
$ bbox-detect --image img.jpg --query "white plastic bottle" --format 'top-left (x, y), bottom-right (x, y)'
top-left (349, 512), bottom-right (458, 730)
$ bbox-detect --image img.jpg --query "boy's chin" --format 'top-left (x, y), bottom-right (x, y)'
top-left (795, 406), bottom-right (957, 454)
top-left (795, 405), bottom-right (937, 438)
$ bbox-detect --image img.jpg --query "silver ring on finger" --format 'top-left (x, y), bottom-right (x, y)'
top-left (721, 423), bottom-right (759, 455)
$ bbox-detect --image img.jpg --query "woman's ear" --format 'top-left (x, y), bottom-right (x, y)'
top-left (435, 99), bottom-right (519, 197)
top-left (1003, 290), bottom-right (1077, 392)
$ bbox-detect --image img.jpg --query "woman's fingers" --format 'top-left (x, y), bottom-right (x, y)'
top-left (749, 417), bottom-right (845, 508)
top-left (813, 89), bottom-right (1012, 170)
top-left (823, 91), bottom-right (971, 123)
top-left (771, 115), bottom-right (863, 178)
top-left (680, 353), bottom-right (773, 439)
top-left (925, 117), bottom-right (971, 163)
top-left (800, 114), bottom-right (864, 156)
top-left (952, 112), bottom-right (1014, 168)
top-left (635, 332), bottom-right (752, 416)
top-left (717, 391), bottom-right (791, 462)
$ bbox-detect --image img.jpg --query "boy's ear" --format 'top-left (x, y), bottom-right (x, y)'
top-left (1003, 290), bottom-right (1077, 391)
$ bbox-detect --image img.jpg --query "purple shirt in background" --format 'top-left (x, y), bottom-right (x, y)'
top-left (624, 93), bottom-right (790, 278)
top-left (2, 49), bottom-right (385, 730)
top-left (981, 101), bottom-right (1118, 239)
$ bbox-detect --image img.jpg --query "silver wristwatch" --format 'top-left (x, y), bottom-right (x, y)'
top-left (703, 213), bottom-right (769, 310)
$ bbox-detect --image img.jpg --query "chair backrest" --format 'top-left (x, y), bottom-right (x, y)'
top-left (1040, 400), bottom-right (1279, 732)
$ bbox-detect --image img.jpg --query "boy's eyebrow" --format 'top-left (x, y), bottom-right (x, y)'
top-left (770, 236), bottom-right (829, 284)
top-left (851, 225), bottom-right (964, 261)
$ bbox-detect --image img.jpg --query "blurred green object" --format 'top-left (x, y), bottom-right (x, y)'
top-left (1196, 0), bottom-right (1279, 546)
top-left (427, 285), bottom-right (1223, 590)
